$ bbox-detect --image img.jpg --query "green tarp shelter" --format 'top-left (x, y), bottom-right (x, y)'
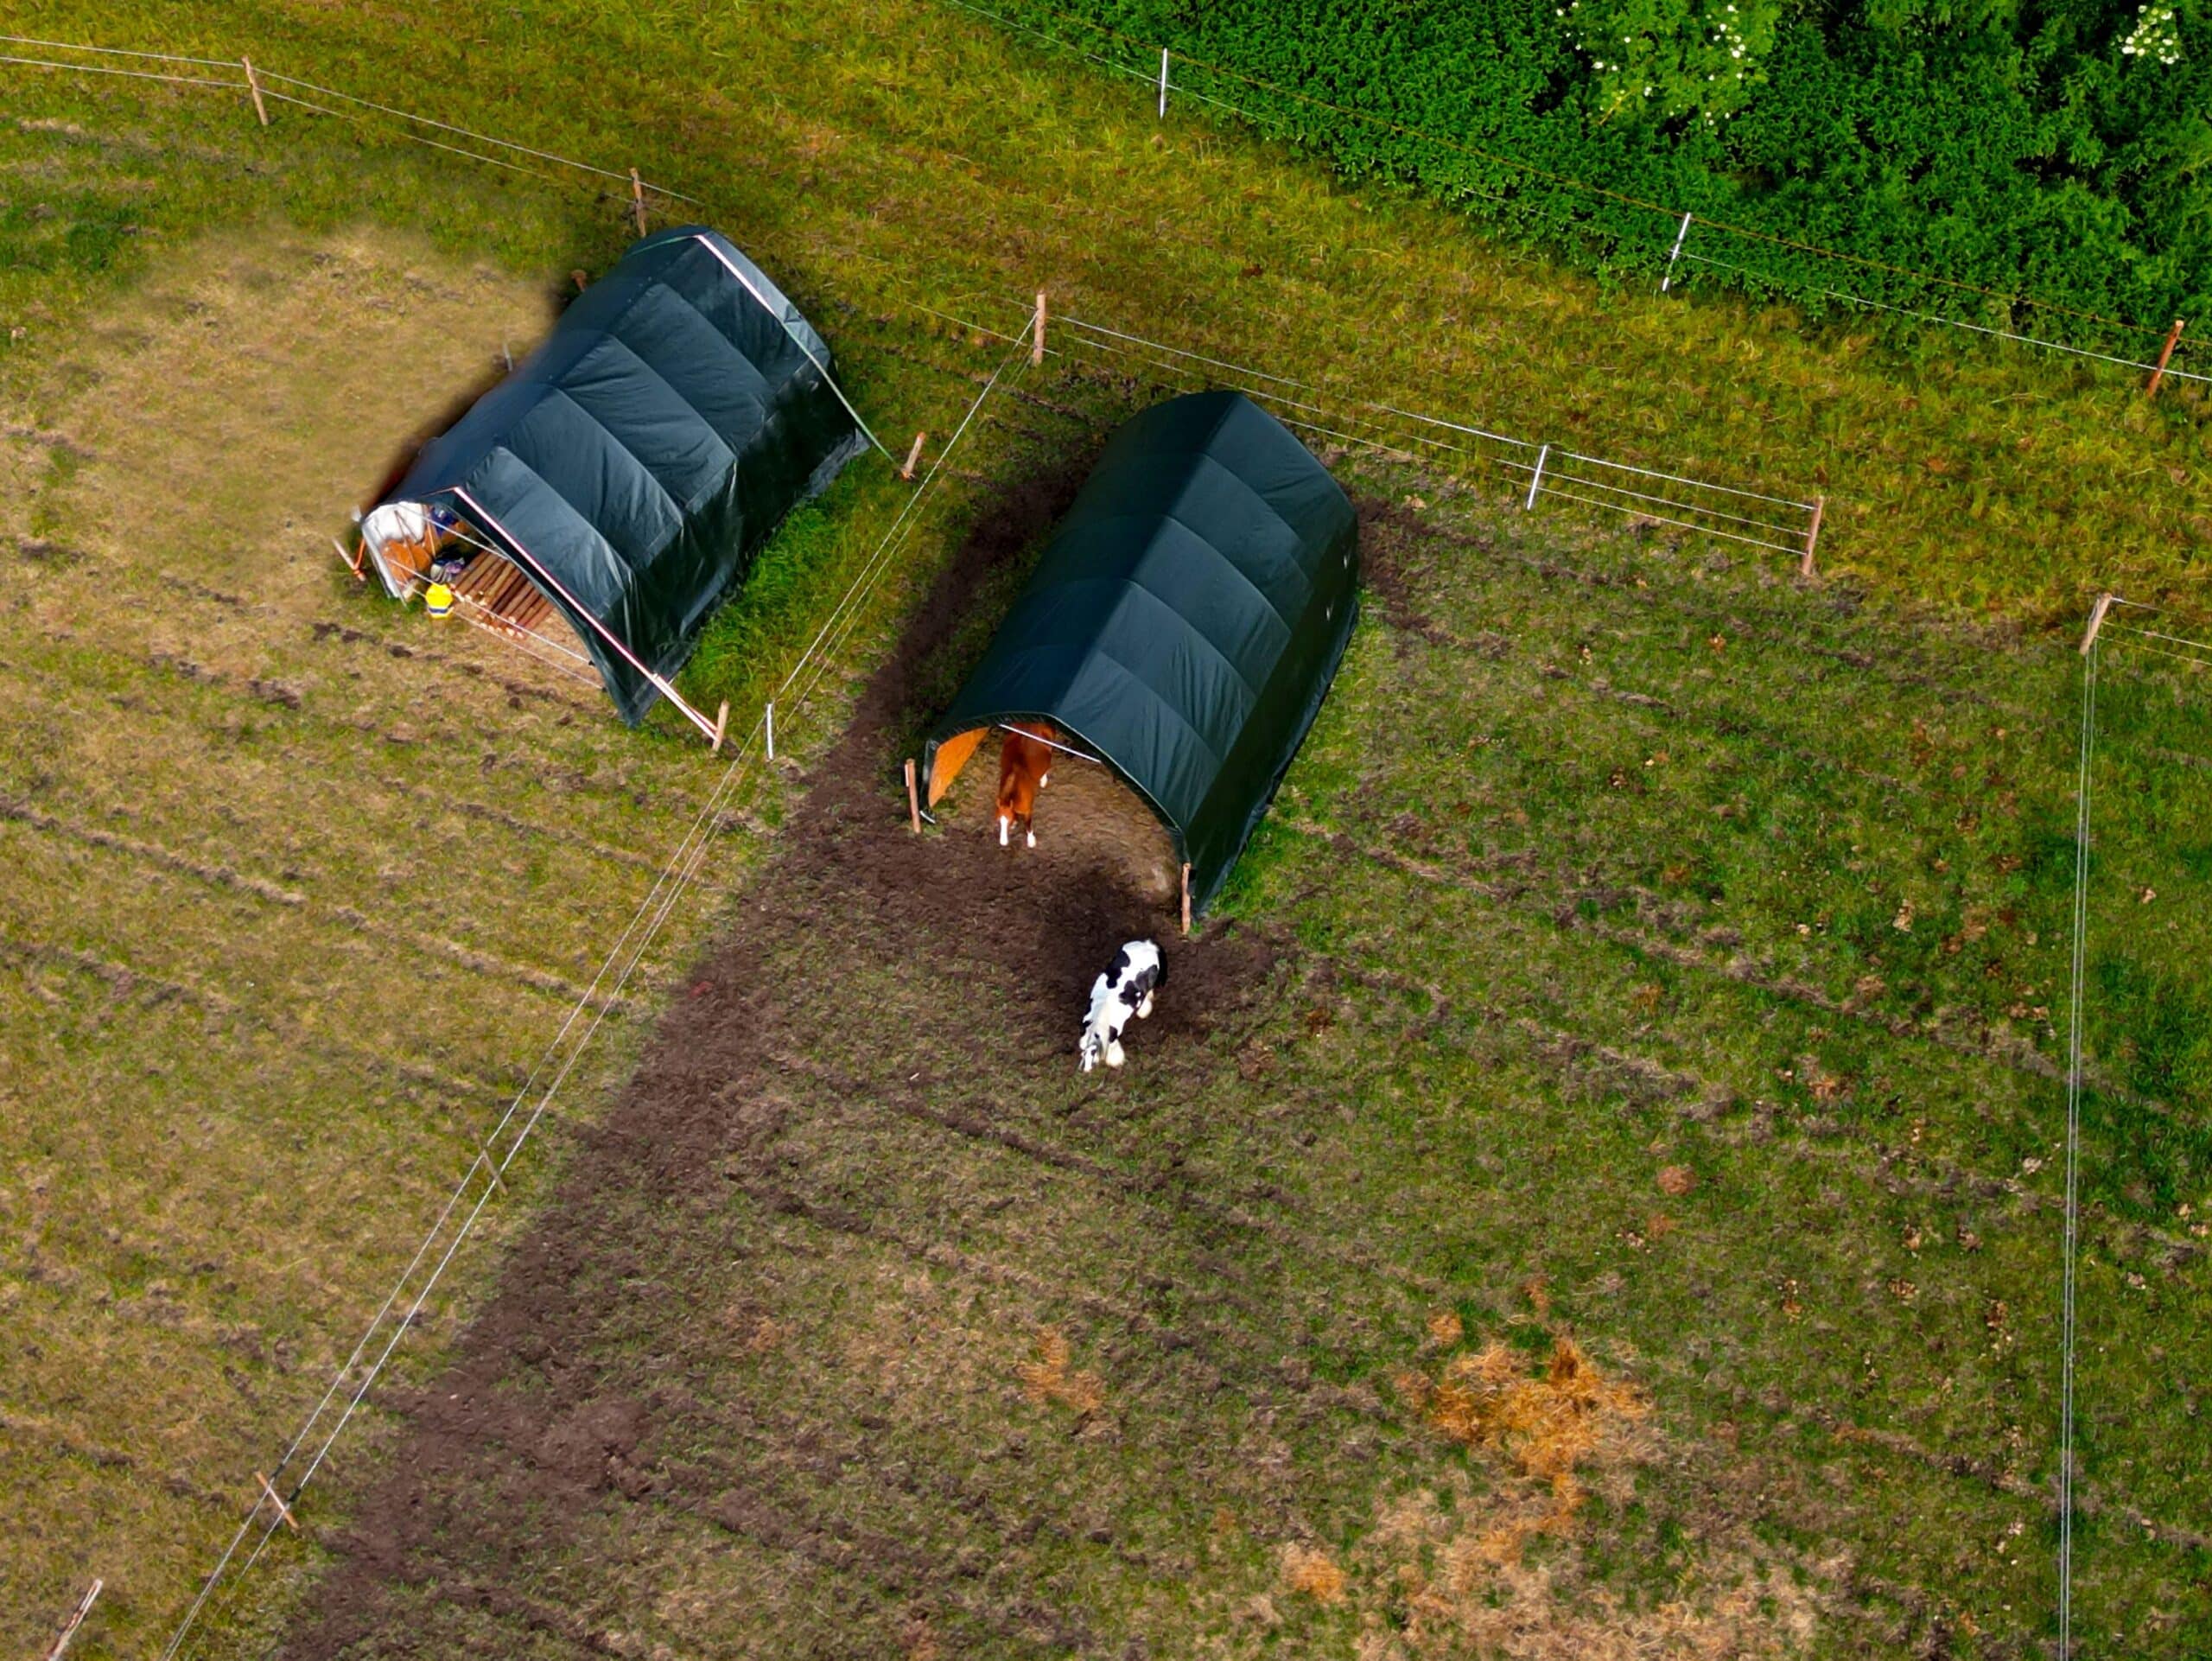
top-left (922, 391), bottom-right (1358, 913)
top-left (377, 225), bottom-right (868, 729)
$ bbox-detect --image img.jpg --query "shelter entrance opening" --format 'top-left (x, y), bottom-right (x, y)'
top-left (924, 721), bottom-right (1185, 909)
top-left (918, 390), bottom-right (1360, 922)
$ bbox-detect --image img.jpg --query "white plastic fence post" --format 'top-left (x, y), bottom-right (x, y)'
top-left (1660, 212), bottom-right (1693, 294)
top-left (766, 700), bottom-right (775, 760)
top-left (1524, 444), bottom-right (1548, 512)
top-left (1159, 48), bottom-right (1170, 118)
top-left (2080, 594), bottom-right (2114, 656)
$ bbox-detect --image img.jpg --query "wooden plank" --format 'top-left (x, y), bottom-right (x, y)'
top-left (2081, 593), bottom-right (2115, 656)
top-left (480, 564), bottom-right (532, 616)
top-left (41, 1580), bottom-right (102, 1661)
top-left (257, 1471), bottom-right (297, 1531)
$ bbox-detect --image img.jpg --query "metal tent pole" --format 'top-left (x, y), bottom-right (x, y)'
top-left (449, 487), bottom-right (722, 744)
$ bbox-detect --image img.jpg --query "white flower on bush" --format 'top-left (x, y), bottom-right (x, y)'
top-left (2120, 2), bottom-right (2183, 66)
top-left (1562, 0), bottom-right (1778, 124)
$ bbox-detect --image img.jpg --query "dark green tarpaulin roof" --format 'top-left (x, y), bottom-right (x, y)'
top-left (385, 225), bottom-right (865, 724)
top-left (924, 391), bottom-right (1358, 913)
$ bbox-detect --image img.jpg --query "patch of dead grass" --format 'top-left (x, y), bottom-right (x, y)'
top-left (1017, 1326), bottom-right (1105, 1417)
top-left (1279, 1543), bottom-right (1349, 1604)
top-left (1395, 1333), bottom-right (1649, 1528)
top-left (1306, 1333), bottom-right (1822, 1657)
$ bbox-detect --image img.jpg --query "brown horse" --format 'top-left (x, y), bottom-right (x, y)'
top-left (995, 723), bottom-right (1055, 848)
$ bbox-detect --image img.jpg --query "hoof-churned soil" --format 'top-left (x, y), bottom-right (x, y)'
top-left (275, 463), bottom-right (2212, 1658)
top-left (280, 460), bottom-right (1294, 1660)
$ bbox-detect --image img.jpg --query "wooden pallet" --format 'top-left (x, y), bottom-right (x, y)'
top-left (448, 549), bottom-right (582, 659)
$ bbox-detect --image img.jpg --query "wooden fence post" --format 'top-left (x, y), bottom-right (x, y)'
top-left (712, 699), bottom-right (729, 754)
top-left (901, 431), bottom-right (926, 480)
top-left (256, 1472), bottom-right (297, 1531)
top-left (2148, 319), bottom-right (2185, 398)
top-left (1800, 494), bottom-right (1825, 579)
top-left (1033, 291), bottom-right (1046, 368)
top-left (41, 1580), bottom-right (102, 1661)
top-left (905, 759), bottom-right (922, 833)
top-left (1180, 864), bottom-right (1192, 935)
top-left (242, 57), bottom-right (269, 127)
top-left (630, 169), bottom-right (649, 239)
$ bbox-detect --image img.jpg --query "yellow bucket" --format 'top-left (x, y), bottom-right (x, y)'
top-left (424, 582), bottom-right (455, 617)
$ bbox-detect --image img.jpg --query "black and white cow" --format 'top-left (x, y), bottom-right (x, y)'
top-left (1079, 939), bottom-right (1164, 1072)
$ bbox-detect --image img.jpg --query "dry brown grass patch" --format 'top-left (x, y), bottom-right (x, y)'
top-left (1279, 1543), bottom-right (1349, 1604)
top-left (1400, 1333), bottom-right (1648, 1526)
top-left (1017, 1326), bottom-right (1105, 1416)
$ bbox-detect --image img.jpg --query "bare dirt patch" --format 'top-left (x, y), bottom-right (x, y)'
top-left (276, 446), bottom-right (1287, 1659)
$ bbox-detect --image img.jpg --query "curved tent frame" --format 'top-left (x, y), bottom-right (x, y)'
top-left (922, 391), bottom-right (1358, 914)
top-left (372, 225), bottom-right (868, 729)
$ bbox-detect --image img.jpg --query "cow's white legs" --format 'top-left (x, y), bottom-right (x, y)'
top-left (1136, 992), bottom-right (1154, 1020)
top-left (999, 814), bottom-right (1010, 847)
top-left (1026, 830), bottom-right (1036, 848)
top-left (1041, 771), bottom-right (1050, 787)
top-left (1106, 1039), bottom-right (1125, 1067)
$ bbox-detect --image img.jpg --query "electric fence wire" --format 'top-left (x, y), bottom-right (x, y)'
top-left (0, 50), bottom-right (242, 89)
top-left (0, 35), bottom-right (695, 202)
top-left (922, 0), bottom-right (2200, 378)
top-left (6, 16), bottom-right (2200, 380)
top-left (2100, 601), bottom-right (2212, 673)
top-left (160, 329), bottom-right (1029, 1661)
top-left (1680, 251), bottom-right (2212, 388)
top-left (2058, 618), bottom-right (2099, 1658)
top-left (996, 300), bottom-right (1816, 550)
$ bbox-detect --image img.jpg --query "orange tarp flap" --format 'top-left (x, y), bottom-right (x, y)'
top-left (928, 727), bottom-right (986, 806)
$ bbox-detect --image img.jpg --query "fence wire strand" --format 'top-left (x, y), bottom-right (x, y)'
top-left (1001, 299), bottom-right (1816, 553)
top-left (0, 31), bottom-right (238, 66)
top-left (0, 52), bottom-right (242, 88)
top-left (161, 331), bottom-right (1027, 1661)
top-left (1681, 251), bottom-right (2210, 387)
top-left (928, 0), bottom-right (2190, 358)
top-left (2058, 622), bottom-right (2098, 1658)
top-left (2, 36), bottom-right (692, 203)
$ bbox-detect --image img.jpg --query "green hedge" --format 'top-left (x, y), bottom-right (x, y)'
top-left (986, 0), bottom-right (2209, 365)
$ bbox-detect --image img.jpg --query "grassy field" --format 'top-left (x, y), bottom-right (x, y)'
top-left (0, 0), bottom-right (2206, 1654)
top-left (245, 398), bottom-right (2212, 1658)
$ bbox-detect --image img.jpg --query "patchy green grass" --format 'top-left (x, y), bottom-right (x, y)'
top-left (3, 0), bottom-right (2209, 623)
top-left (216, 380), bottom-right (2212, 1658)
top-left (0, 222), bottom-right (1012, 1659)
top-left (0, 0), bottom-right (2207, 1656)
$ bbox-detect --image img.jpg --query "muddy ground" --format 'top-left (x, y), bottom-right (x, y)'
top-left (278, 455), bottom-right (1299, 1660)
top-left (266, 469), bottom-right (2212, 1658)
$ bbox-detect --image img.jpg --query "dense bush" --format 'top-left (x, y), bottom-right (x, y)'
top-left (995, 0), bottom-right (2211, 359)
